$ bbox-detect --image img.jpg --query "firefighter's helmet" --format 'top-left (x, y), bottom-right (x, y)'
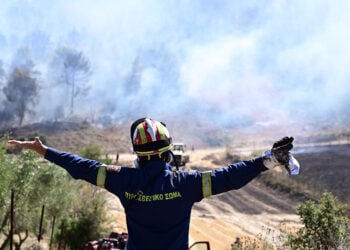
top-left (130, 118), bottom-right (172, 156)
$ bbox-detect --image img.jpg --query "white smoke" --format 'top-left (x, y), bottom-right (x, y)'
top-left (1, 0), bottom-right (350, 127)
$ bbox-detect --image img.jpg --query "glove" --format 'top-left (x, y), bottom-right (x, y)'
top-left (271, 136), bottom-right (294, 166)
top-left (263, 136), bottom-right (300, 175)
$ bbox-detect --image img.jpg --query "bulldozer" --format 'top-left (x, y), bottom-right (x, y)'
top-left (171, 143), bottom-right (190, 166)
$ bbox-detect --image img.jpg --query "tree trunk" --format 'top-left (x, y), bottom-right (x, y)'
top-left (14, 230), bottom-right (28, 250)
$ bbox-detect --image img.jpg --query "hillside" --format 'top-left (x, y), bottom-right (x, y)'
top-left (3, 121), bottom-right (131, 154)
top-left (3, 121), bottom-right (350, 249)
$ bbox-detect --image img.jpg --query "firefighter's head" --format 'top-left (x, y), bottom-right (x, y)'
top-left (130, 118), bottom-right (173, 158)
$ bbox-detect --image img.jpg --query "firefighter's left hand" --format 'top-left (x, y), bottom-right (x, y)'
top-left (263, 136), bottom-right (300, 175)
top-left (271, 136), bottom-right (294, 166)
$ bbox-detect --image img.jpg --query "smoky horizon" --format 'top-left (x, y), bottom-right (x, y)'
top-left (0, 1), bottom-right (349, 131)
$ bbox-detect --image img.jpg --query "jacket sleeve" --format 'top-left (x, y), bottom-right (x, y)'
top-left (182, 156), bottom-right (268, 201)
top-left (208, 156), bottom-right (268, 196)
top-left (44, 147), bottom-right (101, 185)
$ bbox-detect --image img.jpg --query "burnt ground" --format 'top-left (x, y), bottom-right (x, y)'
top-left (293, 144), bottom-right (350, 203)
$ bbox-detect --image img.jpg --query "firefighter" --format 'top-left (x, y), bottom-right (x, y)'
top-left (8, 117), bottom-right (300, 250)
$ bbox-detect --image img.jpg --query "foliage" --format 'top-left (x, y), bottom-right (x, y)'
top-left (78, 144), bottom-right (112, 164)
top-left (49, 46), bottom-right (92, 115)
top-left (0, 140), bottom-right (110, 249)
top-left (78, 144), bottom-right (103, 161)
top-left (0, 144), bottom-right (76, 249)
top-left (56, 185), bottom-right (108, 249)
top-left (0, 139), bottom-right (13, 230)
top-left (228, 192), bottom-right (350, 250)
top-left (1, 65), bottom-right (40, 126)
top-left (229, 237), bottom-right (275, 250)
top-left (285, 192), bottom-right (350, 249)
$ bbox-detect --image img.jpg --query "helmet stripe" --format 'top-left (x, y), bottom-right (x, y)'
top-left (156, 122), bottom-right (167, 140)
top-left (145, 118), bottom-right (156, 141)
top-left (137, 123), bottom-right (148, 144)
top-left (135, 144), bottom-right (173, 155)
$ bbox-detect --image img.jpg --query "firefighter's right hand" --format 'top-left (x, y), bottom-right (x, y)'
top-left (7, 137), bottom-right (47, 156)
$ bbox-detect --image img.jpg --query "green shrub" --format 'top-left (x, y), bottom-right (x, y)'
top-left (285, 192), bottom-right (350, 249)
top-left (78, 144), bottom-right (103, 161)
top-left (0, 140), bottom-right (110, 249)
top-left (78, 144), bottom-right (113, 164)
top-left (56, 188), bottom-right (108, 249)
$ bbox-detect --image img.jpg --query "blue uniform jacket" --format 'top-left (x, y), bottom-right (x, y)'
top-left (45, 148), bottom-right (268, 250)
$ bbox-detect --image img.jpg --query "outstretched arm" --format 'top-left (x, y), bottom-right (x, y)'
top-left (8, 137), bottom-right (103, 185)
top-left (7, 137), bottom-right (47, 156)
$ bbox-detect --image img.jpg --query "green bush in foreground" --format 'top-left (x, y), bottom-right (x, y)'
top-left (55, 186), bottom-right (108, 250)
top-left (78, 144), bottom-right (112, 164)
top-left (231, 192), bottom-right (350, 250)
top-left (0, 139), bottom-right (110, 249)
top-left (286, 192), bottom-right (350, 249)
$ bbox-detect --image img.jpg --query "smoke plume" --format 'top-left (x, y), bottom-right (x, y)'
top-left (1, 0), bottom-right (349, 130)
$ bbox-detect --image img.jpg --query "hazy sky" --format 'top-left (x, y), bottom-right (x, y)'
top-left (1, 0), bottom-right (350, 127)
